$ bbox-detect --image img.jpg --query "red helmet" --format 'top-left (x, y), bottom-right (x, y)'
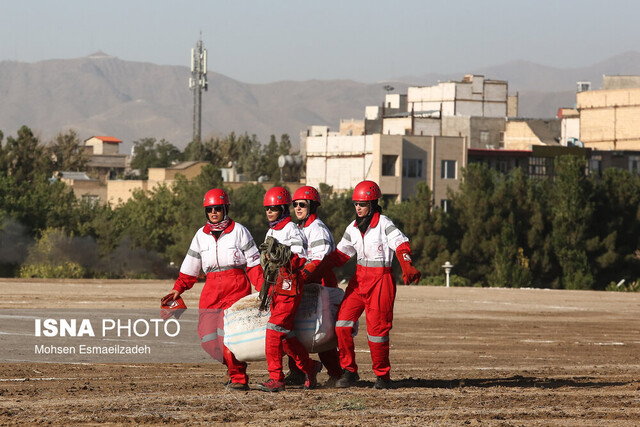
top-left (264, 186), bottom-right (292, 206)
top-left (352, 180), bottom-right (382, 201)
top-left (292, 186), bottom-right (321, 205)
top-left (203, 188), bottom-right (229, 207)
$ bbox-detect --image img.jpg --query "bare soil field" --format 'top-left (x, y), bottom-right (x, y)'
top-left (1, 278), bottom-right (640, 426)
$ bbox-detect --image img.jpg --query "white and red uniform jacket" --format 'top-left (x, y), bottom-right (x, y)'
top-left (336, 213), bottom-right (409, 268)
top-left (265, 216), bottom-right (308, 270)
top-left (299, 214), bottom-right (337, 287)
top-left (173, 220), bottom-right (262, 309)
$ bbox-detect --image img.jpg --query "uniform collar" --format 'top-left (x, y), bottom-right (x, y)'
top-left (301, 213), bottom-right (317, 228)
top-left (202, 219), bottom-right (235, 235)
top-left (352, 212), bottom-right (380, 230)
top-left (271, 215), bottom-right (291, 230)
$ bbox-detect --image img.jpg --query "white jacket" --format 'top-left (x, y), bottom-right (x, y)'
top-left (265, 217), bottom-right (308, 258)
top-left (301, 215), bottom-right (335, 261)
top-left (336, 213), bottom-right (408, 268)
top-left (179, 221), bottom-right (261, 277)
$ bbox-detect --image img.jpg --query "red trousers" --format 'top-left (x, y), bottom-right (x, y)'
top-left (266, 292), bottom-right (315, 381)
top-left (288, 347), bottom-right (341, 378)
top-left (335, 266), bottom-right (396, 379)
top-left (198, 309), bottom-right (248, 385)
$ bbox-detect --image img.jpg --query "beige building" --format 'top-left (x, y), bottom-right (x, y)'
top-left (306, 133), bottom-right (466, 205)
top-left (557, 108), bottom-right (581, 146)
top-left (83, 136), bottom-right (128, 182)
top-left (502, 119), bottom-right (561, 150)
top-left (577, 85), bottom-right (640, 150)
top-left (57, 172), bottom-right (105, 205)
top-left (407, 75), bottom-right (509, 118)
top-left (107, 161), bottom-right (210, 205)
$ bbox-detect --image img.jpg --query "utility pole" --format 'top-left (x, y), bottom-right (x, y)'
top-left (189, 36), bottom-right (208, 143)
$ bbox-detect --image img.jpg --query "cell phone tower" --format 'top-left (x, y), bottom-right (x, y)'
top-left (189, 36), bottom-right (208, 143)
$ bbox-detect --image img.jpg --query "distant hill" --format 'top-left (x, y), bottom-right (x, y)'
top-left (1, 51), bottom-right (640, 152)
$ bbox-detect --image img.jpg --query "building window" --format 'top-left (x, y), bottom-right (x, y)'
top-left (589, 157), bottom-right (602, 177)
top-left (480, 131), bottom-right (489, 144)
top-left (497, 160), bottom-right (508, 174)
top-left (629, 156), bottom-right (640, 174)
top-left (382, 155), bottom-right (397, 176)
top-left (440, 199), bottom-right (451, 212)
top-left (528, 157), bottom-right (548, 178)
top-left (82, 194), bottom-right (100, 206)
top-left (441, 160), bottom-right (456, 179)
top-left (402, 158), bottom-right (423, 178)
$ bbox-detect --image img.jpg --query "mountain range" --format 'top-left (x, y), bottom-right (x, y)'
top-left (2, 51), bottom-right (640, 153)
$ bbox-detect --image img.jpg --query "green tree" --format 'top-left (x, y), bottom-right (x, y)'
top-left (49, 129), bottom-right (88, 172)
top-left (3, 126), bottom-right (53, 182)
top-left (183, 138), bottom-right (208, 161)
top-left (549, 156), bottom-right (595, 289)
top-left (386, 183), bottom-right (451, 277)
top-left (131, 138), bottom-right (182, 179)
top-left (590, 168), bottom-right (640, 287)
top-left (450, 164), bottom-right (503, 285)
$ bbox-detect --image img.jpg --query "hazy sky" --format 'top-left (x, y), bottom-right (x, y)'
top-left (2, 0), bottom-right (638, 84)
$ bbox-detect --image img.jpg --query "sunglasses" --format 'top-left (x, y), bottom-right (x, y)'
top-left (264, 205), bottom-right (280, 212)
top-left (292, 202), bottom-right (308, 208)
top-left (353, 202), bottom-right (370, 208)
top-left (205, 206), bottom-right (224, 213)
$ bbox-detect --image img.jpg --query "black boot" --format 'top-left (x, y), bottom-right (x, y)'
top-left (335, 369), bottom-right (359, 388)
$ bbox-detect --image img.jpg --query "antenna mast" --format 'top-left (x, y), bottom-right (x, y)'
top-left (189, 35), bottom-right (208, 143)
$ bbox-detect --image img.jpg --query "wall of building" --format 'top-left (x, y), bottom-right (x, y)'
top-left (503, 121), bottom-right (545, 150)
top-left (148, 168), bottom-right (167, 181)
top-left (400, 136), bottom-right (429, 199)
top-left (427, 136), bottom-right (466, 207)
top-left (603, 75), bottom-right (640, 90)
top-left (305, 134), bottom-right (374, 191)
top-left (382, 117), bottom-right (412, 135)
top-left (561, 116), bottom-right (580, 146)
top-left (107, 180), bottom-right (148, 205)
top-left (375, 135), bottom-right (402, 200)
top-left (339, 119), bottom-right (365, 135)
top-left (577, 87), bottom-right (640, 150)
top-left (66, 180), bottom-right (107, 204)
top-left (507, 94), bottom-right (519, 117)
top-left (413, 118), bottom-right (441, 136)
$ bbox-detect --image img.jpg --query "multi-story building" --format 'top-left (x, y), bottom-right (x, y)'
top-left (577, 77), bottom-right (640, 150)
top-left (83, 136), bottom-right (128, 182)
top-left (305, 133), bottom-right (467, 205)
top-left (305, 74), bottom-right (594, 206)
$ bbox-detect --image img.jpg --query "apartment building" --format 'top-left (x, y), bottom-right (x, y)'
top-left (577, 77), bottom-right (640, 150)
top-left (306, 133), bottom-right (467, 205)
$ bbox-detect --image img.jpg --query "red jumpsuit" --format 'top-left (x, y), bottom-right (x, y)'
top-left (331, 212), bottom-right (409, 379)
top-left (264, 216), bottom-right (316, 382)
top-left (295, 213), bottom-right (342, 378)
top-left (173, 220), bottom-right (262, 385)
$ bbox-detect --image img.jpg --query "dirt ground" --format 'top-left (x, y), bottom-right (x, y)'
top-left (1, 279), bottom-right (640, 426)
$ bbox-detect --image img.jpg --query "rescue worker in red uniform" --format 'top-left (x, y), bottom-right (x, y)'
top-left (258, 186), bottom-right (321, 392)
top-left (161, 188), bottom-right (262, 391)
top-left (283, 185), bottom-right (343, 387)
top-left (319, 180), bottom-right (421, 389)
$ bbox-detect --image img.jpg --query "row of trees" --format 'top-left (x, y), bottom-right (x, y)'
top-left (1, 125), bottom-right (639, 290)
top-left (131, 133), bottom-right (293, 181)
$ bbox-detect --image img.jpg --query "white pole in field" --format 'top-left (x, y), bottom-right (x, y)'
top-left (442, 261), bottom-right (454, 288)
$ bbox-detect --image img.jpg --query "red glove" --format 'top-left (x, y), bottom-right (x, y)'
top-left (160, 294), bottom-right (187, 320)
top-left (396, 243), bottom-right (421, 285)
top-left (298, 260), bottom-right (319, 284)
